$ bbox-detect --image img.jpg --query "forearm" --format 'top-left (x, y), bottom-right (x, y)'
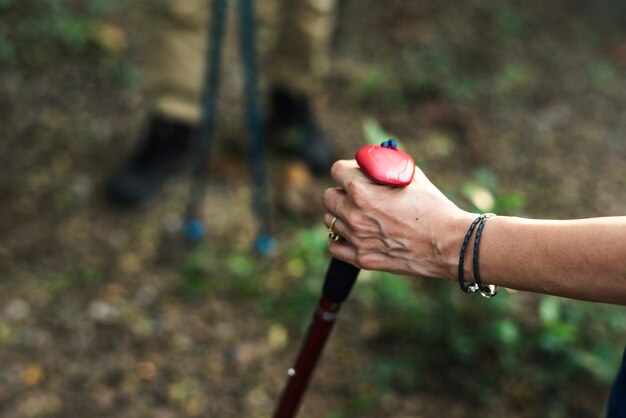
top-left (442, 216), bottom-right (626, 305)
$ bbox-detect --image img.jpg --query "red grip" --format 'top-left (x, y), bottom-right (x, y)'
top-left (355, 144), bottom-right (415, 187)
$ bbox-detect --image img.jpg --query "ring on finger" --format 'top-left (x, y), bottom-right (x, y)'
top-left (328, 216), bottom-right (342, 241)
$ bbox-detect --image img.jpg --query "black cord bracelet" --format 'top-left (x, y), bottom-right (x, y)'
top-left (472, 214), bottom-right (498, 298)
top-left (458, 213), bottom-right (498, 297)
top-left (457, 214), bottom-right (488, 293)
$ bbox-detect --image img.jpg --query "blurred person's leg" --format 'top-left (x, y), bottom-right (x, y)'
top-left (108, 0), bottom-right (208, 207)
top-left (145, 0), bottom-right (209, 124)
top-left (267, 0), bottom-right (338, 175)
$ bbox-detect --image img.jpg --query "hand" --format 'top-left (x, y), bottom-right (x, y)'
top-left (322, 159), bottom-right (473, 279)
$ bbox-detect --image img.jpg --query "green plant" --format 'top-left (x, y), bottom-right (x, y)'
top-left (350, 268), bottom-right (626, 414)
top-left (1, 0), bottom-right (136, 84)
top-left (460, 167), bottom-right (526, 214)
top-left (361, 118), bottom-right (396, 145)
top-left (351, 66), bottom-right (391, 102)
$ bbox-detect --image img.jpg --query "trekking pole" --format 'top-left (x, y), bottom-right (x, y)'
top-left (273, 140), bottom-right (416, 418)
top-left (273, 258), bottom-right (359, 418)
top-left (185, 0), bottom-right (228, 241)
top-left (237, 0), bottom-right (275, 254)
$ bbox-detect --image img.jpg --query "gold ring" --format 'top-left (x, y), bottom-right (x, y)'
top-left (328, 216), bottom-right (341, 241)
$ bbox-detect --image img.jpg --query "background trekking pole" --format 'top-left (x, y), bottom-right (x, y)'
top-left (184, 0), bottom-right (228, 241)
top-left (185, 0), bottom-right (274, 253)
top-left (237, 0), bottom-right (275, 254)
top-left (273, 258), bottom-right (360, 418)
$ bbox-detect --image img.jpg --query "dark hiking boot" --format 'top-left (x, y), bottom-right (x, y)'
top-left (107, 115), bottom-right (195, 208)
top-left (265, 87), bottom-right (334, 176)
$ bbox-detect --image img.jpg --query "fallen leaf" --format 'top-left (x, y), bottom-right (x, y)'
top-left (21, 363), bottom-right (44, 386)
top-left (268, 324), bottom-right (288, 350)
top-left (137, 361), bottom-right (157, 381)
top-left (89, 23), bottom-right (127, 54)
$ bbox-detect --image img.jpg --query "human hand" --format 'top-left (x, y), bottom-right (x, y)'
top-left (322, 159), bottom-right (473, 279)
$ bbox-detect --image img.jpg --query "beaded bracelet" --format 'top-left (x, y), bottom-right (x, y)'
top-left (457, 213), bottom-right (498, 298)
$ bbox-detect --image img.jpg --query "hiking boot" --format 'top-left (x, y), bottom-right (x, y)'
top-left (265, 87), bottom-right (334, 176)
top-left (107, 115), bottom-right (195, 208)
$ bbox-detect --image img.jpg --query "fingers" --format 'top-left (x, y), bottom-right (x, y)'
top-left (330, 159), bottom-right (369, 191)
top-left (320, 207), bottom-right (358, 265)
top-left (324, 212), bottom-right (352, 242)
top-left (321, 187), bottom-right (351, 221)
top-left (328, 239), bottom-right (357, 266)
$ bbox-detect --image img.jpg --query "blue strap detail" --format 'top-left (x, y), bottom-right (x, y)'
top-left (380, 139), bottom-right (398, 150)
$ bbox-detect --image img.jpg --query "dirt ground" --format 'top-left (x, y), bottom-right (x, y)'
top-left (1, 0), bottom-right (625, 417)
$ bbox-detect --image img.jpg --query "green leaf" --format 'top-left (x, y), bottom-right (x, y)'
top-left (362, 118), bottom-right (395, 145)
top-left (588, 61), bottom-right (618, 88)
top-left (351, 66), bottom-right (389, 99)
top-left (461, 182), bottom-right (495, 212)
top-left (0, 0), bottom-right (16, 10)
top-left (493, 319), bottom-right (520, 345)
top-left (540, 322), bottom-right (578, 351)
top-left (494, 191), bottom-right (526, 214)
top-left (539, 297), bottom-right (560, 324)
top-left (473, 168), bottom-right (499, 192)
top-left (226, 254), bottom-right (253, 277)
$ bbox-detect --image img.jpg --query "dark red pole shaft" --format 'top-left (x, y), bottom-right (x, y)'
top-left (273, 297), bottom-right (341, 418)
top-left (273, 259), bottom-right (360, 418)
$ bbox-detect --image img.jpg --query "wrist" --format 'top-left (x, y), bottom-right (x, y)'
top-left (437, 211), bottom-right (480, 281)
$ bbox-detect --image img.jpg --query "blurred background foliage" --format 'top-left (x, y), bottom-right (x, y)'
top-left (0, 0), bottom-right (625, 417)
top-left (0, 0), bottom-right (137, 83)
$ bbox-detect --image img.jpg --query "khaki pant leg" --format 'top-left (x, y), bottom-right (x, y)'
top-left (271, 0), bottom-right (338, 96)
top-left (144, 0), bottom-right (209, 124)
top-left (144, 0), bottom-right (338, 123)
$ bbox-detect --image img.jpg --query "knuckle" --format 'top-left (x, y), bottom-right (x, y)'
top-left (346, 180), bottom-right (360, 197)
top-left (330, 161), bottom-right (343, 179)
top-left (346, 181), bottom-right (366, 207)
